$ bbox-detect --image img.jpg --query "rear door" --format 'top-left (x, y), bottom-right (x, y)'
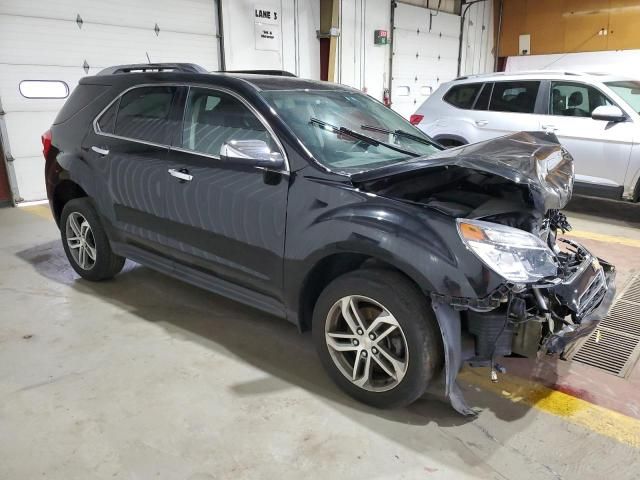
top-left (87, 85), bottom-right (179, 248)
top-left (164, 86), bottom-right (289, 299)
top-left (470, 80), bottom-right (542, 141)
top-left (540, 80), bottom-right (633, 193)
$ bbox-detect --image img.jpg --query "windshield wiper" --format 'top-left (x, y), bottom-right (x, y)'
top-left (310, 118), bottom-right (420, 157)
top-left (361, 124), bottom-right (443, 149)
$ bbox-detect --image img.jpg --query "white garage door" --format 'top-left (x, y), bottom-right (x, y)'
top-left (0, 0), bottom-right (220, 202)
top-left (391, 3), bottom-right (460, 119)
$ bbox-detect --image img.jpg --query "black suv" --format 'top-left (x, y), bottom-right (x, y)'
top-left (44, 63), bottom-right (615, 414)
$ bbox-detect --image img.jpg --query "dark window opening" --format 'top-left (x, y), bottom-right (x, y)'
top-left (113, 86), bottom-right (176, 144)
top-left (473, 82), bottom-right (492, 111)
top-left (181, 88), bottom-right (270, 157)
top-left (489, 81), bottom-right (540, 113)
top-left (443, 83), bottom-right (483, 109)
top-left (550, 81), bottom-right (612, 117)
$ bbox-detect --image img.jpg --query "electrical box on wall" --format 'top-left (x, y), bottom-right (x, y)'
top-left (519, 34), bottom-right (531, 55)
top-left (374, 29), bottom-right (388, 45)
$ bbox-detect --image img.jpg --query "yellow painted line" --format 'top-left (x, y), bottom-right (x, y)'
top-left (459, 367), bottom-right (640, 448)
top-left (567, 230), bottom-right (640, 249)
top-left (21, 204), bottom-right (52, 220)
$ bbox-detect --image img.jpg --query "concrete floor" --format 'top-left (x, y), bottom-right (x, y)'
top-left (1, 200), bottom-right (640, 480)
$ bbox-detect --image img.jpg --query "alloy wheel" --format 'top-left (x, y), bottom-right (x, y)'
top-left (324, 295), bottom-right (409, 392)
top-left (65, 212), bottom-right (97, 270)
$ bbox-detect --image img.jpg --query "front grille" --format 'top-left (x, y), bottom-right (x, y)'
top-left (577, 267), bottom-right (606, 318)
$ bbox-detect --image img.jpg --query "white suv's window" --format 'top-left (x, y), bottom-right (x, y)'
top-left (443, 83), bottom-right (482, 109)
top-left (549, 82), bottom-right (612, 117)
top-left (605, 81), bottom-right (640, 114)
top-left (489, 81), bottom-right (540, 113)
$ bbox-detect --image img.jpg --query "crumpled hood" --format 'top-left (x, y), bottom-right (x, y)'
top-left (351, 131), bottom-right (575, 211)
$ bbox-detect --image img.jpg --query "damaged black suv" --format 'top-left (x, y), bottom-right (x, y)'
top-left (44, 63), bottom-right (615, 414)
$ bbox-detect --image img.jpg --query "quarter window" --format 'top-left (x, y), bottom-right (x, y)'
top-left (443, 83), bottom-right (483, 109)
top-left (549, 81), bottom-right (612, 117)
top-left (489, 81), bottom-right (540, 113)
top-left (181, 88), bottom-right (270, 157)
top-left (97, 102), bottom-right (117, 134)
top-left (113, 86), bottom-right (177, 144)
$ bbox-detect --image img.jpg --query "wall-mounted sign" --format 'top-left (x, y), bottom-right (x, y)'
top-left (255, 6), bottom-right (279, 25)
top-left (255, 4), bottom-right (281, 51)
top-left (374, 29), bottom-right (388, 45)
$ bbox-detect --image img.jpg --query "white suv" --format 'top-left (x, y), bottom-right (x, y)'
top-left (412, 71), bottom-right (640, 202)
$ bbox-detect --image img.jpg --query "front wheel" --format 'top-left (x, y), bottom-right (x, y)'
top-left (312, 268), bottom-right (443, 409)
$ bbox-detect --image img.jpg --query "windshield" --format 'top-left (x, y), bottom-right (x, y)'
top-left (605, 81), bottom-right (640, 114)
top-left (260, 89), bottom-right (440, 172)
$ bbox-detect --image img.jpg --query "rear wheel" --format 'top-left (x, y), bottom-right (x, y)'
top-left (312, 268), bottom-right (443, 408)
top-left (438, 138), bottom-right (466, 149)
top-left (60, 198), bottom-right (125, 281)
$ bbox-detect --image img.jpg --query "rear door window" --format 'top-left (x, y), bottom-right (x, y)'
top-left (473, 82), bottom-right (492, 110)
top-left (443, 83), bottom-right (483, 109)
top-left (549, 81), bottom-right (612, 117)
top-left (181, 87), bottom-right (271, 157)
top-left (113, 86), bottom-right (177, 144)
top-left (489, 81), bottom-right (540, 113)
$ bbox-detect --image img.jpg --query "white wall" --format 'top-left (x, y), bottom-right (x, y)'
top-left (337, 0), bottom-right (391, 102)
top-left (221, 0), bottom-right (320, 79)
top-left (459, 0), bottom-right (494, 76)
top-left (506, 50), bottom-right (640, 77)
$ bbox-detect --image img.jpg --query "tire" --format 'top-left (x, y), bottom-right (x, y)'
top-left (312, 268), bottom-right (443, 409)
top-left (60, 198), bottom-right (125, 281)
top-left (438, 138), bottom-right (465, 149)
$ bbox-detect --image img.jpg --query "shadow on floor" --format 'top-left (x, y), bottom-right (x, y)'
top-left (567, 195), bottom-right (640, 228)
top-left (15, 239), bottom-right (562, 467)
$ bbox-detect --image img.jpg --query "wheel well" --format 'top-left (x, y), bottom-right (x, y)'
top-left (434, 135), bottom-right (467, 148)
top-left (52, 180), bottom-right (87, 225)
top-left (298, 253), bottom-right (426, 331)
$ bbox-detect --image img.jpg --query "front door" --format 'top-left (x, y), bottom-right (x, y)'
top-left (541, 81), bottom-right (633, 193)
top-left (87, 85), bottom-right (179, 248)
top-left (164, 86), bottom-right (289, 299)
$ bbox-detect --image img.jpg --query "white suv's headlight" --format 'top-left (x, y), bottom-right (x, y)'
top-left (457, 219), bottom-right (557, 283)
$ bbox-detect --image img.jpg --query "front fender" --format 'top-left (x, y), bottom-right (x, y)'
top-left (282, 174), bottom-right (503, 324)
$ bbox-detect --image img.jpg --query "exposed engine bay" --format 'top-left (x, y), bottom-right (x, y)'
top-left (353, 131), bottom-right (615, 414)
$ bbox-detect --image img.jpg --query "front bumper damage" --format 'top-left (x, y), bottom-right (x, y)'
top-left (432, 240), bottom-right (615, 416)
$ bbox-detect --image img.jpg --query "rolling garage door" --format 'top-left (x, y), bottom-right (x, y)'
top-left (0, 0), bottom-right (220, 202)
top-left (391, 3), bottom-right (460, 119)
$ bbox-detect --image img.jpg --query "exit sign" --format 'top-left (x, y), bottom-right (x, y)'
top-left (374, 29), bottom-right (388, 45)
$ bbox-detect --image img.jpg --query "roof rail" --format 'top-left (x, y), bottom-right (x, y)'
top-left (453, 70), bottom-right (591, 81)
top-left (220, 69), bottom-right (297, 77)
top-left (96, 63), bottom-right (208, 76)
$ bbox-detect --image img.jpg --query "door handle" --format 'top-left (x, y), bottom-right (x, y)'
top-left (168, 168), bottom-right (193, 182)
top-left (91, 146), bottom-right (109, 155)
top-left (475, 120), bottom-right (488, 126)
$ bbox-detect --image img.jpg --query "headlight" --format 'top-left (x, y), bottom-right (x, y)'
top-left (457, 219), bottom-right (557, 283)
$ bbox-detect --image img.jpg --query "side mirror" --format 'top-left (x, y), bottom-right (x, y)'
top-left (219, 139), bottom-right (285, 169)
top-left (591, 105), bottom-right (625, 122)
